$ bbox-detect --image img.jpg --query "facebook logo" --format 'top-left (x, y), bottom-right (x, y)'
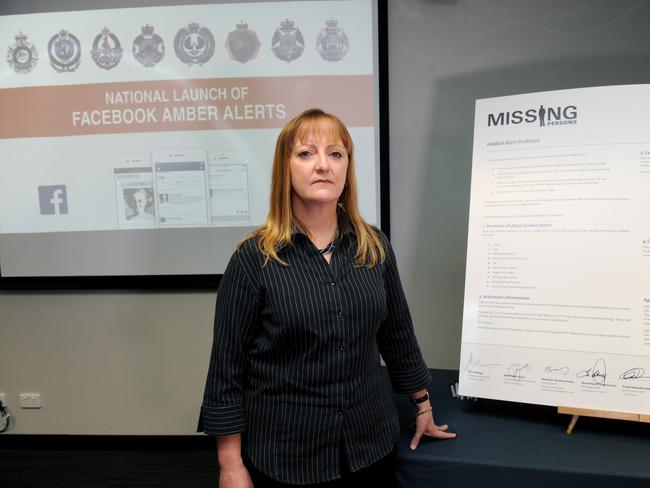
top-left (38, 185), bottom-right (68, 215)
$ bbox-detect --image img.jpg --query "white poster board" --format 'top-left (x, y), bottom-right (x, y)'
top-left (458, 84), bottom-right (650, 415)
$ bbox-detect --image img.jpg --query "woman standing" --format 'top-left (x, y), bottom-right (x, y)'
top-left (199, 109), bottom-right (455, 487)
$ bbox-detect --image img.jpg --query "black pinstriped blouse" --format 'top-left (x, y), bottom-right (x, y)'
top-left (198, 222), bottom-right (431, 485)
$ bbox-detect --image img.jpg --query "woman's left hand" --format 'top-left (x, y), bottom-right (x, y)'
top-left (410, 403), bottom-right (456, 450)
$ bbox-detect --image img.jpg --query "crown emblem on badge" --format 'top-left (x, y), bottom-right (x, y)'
top-left (174, 22), bottom-right (216, 66)
top-left (281, 19), bottom-right (295, 30)
top-left (91, 27), bottom-right (123, 70)
top-left (316, 18), bottom-right (349, 62)
top-left (272, 18), bottom-right (304, 63)
top-left (133, 24), bottom-right (165, 67)
top-left (6, 31), bottom-right (38, 74)
top-left (225, 20), bottom-right (261, 63)
top-left (48, 29), bottom-right (82, 72)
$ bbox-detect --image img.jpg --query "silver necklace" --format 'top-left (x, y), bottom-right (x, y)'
top-left (317, 229), bottom-right (340, 255)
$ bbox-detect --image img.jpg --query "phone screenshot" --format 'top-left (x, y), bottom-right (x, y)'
top-left (207, 152), bottom-right (251, 227)
top-left (112, 154), bottom-right (157, 230)
top-left (152, 148), bottom-right (209, 228)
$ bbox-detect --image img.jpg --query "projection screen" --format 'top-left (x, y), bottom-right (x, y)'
top-left (0, 0), bottom-right (386, 287)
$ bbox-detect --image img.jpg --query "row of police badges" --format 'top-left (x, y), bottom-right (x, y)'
top-left (6, 19), bottom-right (348, 74)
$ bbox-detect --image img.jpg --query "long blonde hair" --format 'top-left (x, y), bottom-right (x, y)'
top-left (241, 108), bottom-right (385, 267)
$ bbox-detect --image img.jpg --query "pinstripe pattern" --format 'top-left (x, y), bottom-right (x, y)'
top-left (199, 225), bottom-right (431, 485)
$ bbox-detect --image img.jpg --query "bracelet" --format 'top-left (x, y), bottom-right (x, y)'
top-left (409, 391), bottom-right (429, 405)
top-left (414, 406), bottom-right (433, 418)
top-left (409, 406), bottom-right (434, 431)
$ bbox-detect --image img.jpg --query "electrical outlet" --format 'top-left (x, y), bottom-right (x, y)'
top-left (19, 393), bottom-right (41, 409)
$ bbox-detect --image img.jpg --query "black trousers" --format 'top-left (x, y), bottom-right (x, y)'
top-left (242, 445), bottom-right (398, 488)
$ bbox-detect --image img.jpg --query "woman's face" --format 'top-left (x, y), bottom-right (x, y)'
top-left (289, 121), bottom-right (348, 208)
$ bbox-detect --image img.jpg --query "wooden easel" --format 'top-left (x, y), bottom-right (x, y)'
top-left (558, 406), bottom-right (650, 434)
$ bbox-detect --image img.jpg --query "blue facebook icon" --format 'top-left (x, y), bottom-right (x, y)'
top-left (38, 185), bottom-right (68, 215)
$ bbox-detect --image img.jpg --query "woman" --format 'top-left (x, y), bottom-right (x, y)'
top-left (199, 109), bottom-right (455, 487)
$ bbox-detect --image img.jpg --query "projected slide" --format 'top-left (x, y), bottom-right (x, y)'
top-left (0, 0), bottom-right (381, 278)
top-left (459, 84), bottom-right (650, 415)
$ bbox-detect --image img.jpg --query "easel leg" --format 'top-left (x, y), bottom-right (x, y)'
top-left (559, 406), bottom-right (641, 433)
top-left (566, 415), bottom-right (579, 435)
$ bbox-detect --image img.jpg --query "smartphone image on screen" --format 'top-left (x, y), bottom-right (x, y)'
top-left (112, 153), bottom-right (157, 230)
top-left (152, 148), bottom-right (209, 228)
top-left (207, 151), bottom-right (251, 227)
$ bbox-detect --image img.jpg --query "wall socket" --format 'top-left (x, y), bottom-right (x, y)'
top-left (19, 393), bottom-right (41, 409)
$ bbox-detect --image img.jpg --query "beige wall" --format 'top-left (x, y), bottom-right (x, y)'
top-left (0, 292), bottom-right (215, 434)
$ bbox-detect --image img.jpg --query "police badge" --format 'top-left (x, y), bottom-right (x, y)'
top-left (316, 19), bottom-right (349, 62)
top-left (6, 32), bottom-right (38, 74)
top-left (48, 30), bottom-right (81, 72)
top-left (271, 19), bottom-right (304, 63)
top-left (174, 22), bottom-right (215, 66)
top-left (91, 27), bottom-right (123, 70)
top-left (225, 22), bottom-right (261, 64)
top-left (133, 24), bottom-right (165, 67)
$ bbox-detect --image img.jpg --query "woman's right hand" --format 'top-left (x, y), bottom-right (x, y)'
top-left (217, 434), bottom-right (253, 487)
top-left (219, 464), bottom-right (254, 488)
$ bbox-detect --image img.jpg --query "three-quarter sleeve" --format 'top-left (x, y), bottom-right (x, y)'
top-left (198, 246), bottom-right (261, 436)
top-left (376, 238), bottom-right (432, 394)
